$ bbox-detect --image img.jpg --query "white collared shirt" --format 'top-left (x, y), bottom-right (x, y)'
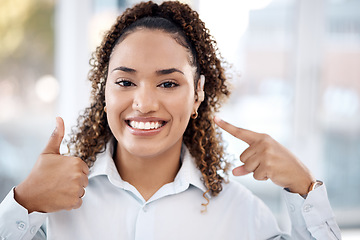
top-left (0, 140), bottom-right (341, 240)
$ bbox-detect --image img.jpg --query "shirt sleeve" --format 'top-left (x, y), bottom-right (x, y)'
top-left (282, 183), bottom-right (341, 239)
top-left (0, 187), bottom-right (47, 240)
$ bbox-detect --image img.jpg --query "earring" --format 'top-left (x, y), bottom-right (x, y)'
top-left (104, 106), bottom-right (107, 113)
top-left (191, 111), bottom-right (198, 119)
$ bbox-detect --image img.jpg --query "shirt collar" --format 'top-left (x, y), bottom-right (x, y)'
top-left (174, 145), bottom-right (209, 195)
top-left (88, 138), bottom-right (209, 197)
top-left (88, 138), bottom-right (124, 187)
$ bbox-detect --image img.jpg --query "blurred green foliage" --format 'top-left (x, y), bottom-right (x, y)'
top-left (0, 0), bottom-right (54, 79)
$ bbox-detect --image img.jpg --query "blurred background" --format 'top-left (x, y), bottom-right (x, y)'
top-left (0, 0), bottom-right (359, 238)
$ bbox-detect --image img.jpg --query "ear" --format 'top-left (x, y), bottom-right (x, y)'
top-left (195, 75), bottom-right (205, 103)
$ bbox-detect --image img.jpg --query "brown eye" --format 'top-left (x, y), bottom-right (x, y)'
top-left (116, 80), bottom-right (135, 87)
top-left (159, 81), bottom-right (179, 88)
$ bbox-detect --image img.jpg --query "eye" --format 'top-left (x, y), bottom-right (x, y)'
top-left (115, 79), bottom-right (135, 87)
top-left (158, 81), bottom-right (179, 88)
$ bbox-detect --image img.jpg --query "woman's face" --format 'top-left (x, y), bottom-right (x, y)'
top-left (105, 29), bottom-right (203, 159)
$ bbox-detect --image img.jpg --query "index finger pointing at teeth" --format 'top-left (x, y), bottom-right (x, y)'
top-left (214, 116), bottom-right (257, 145)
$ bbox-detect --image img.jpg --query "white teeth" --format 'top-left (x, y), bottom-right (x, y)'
top-left (129, 121), bottom-right (163, 130)
top-left (130, 121), bottom-right (139, 129)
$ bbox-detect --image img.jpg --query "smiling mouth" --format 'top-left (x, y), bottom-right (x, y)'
top-left (126, 120), bottom-right (167, 130)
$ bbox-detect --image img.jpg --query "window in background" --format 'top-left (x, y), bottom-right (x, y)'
top-left (322, 0), bottom-right (360, 227)
top-left (0, 0), bottom-right (55, 200)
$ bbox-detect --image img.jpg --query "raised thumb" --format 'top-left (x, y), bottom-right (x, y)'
top-left (43, 117), bottom-right (65, 154)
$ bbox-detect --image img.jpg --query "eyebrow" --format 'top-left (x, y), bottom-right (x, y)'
top-left (156, 68), bottom-right (184, 76)
top-left (111, 66), bottom-right (184, 75)
top-left (111, 66), bottom-right (136, 73)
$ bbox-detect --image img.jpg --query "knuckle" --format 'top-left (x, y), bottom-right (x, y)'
top-left (243, 164), bottom-right (252, 173)
top-left (70, 198), bottom-right (81, 209)
top-left (73, 199), bottom-right (82, 209)
top-left (235, 128), bottom-right (243, 136)
top-left (263, 161), bottom-right (271, 170)
top-left (70, 157), bottom-right (84, 165)
top-left (83, 166), bottom-right (90, 174)
top-left (76, 159), bottom-right (86, 167)
top-left (84, 178), bottom-right (89, 187)
top-left (261, 133), bottom-right (271, 139)
top-left (263, 148), bottom-right (273, 158)
top-left (264, 159), bottom-right (273, 168)
top-left (253, 172), bottom-right (261, 180)
top-left (68, 186), bottom-right (79, 196)
top-left (71, 172), bottom-right (83, 182)
top-left (253, 171), bottom-right (267, 181)
top-left (260, 134), bottom-right (272, 144)
top-left (77, 186), bottom-right (84, 195)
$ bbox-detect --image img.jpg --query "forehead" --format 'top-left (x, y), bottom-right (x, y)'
top-left (109, 29), bottom-right (193, 73)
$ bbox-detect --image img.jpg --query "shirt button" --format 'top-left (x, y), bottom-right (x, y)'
top-left (30, 226), bottom-right (37, 234)
top-left (16, 221), bottom-right (27, 231)
top-left (143, 205), bottom-right (148, 212)
top-left (303, 204), bottom-right (312, 212)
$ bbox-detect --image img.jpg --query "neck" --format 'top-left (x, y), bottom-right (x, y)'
top-left (114, 141), bottom-right (182, 201)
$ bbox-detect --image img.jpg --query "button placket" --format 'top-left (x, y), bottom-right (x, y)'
top-left (135, 203), bottom-right (155, 240)
top-left (289, 204), bottom-right (295, 212)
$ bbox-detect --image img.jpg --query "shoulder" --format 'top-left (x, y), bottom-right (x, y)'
top-left (220, 178), bottom-right (255, 199)
top-left (211, 179), bottom-right (279, 225)
top-left (213, 179), bottom-right (269, 211)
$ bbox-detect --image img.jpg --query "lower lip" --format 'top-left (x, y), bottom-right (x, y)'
top-left (126, 122), bottom-right (166, 136)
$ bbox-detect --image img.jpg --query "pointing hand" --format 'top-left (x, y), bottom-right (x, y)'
top-left (214, 117), bottom-right (315, 195)
top-left (14, 117), bottom-right (89, 213)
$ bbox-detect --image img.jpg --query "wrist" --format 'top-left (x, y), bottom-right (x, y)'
top-left (14, 183), bottom-right (37, 213)
top-left (287, 176), bottom-right (315, 196)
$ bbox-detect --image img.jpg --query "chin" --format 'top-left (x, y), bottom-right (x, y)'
top-left (119, 138), bottom-right (182, 160)
top-left (134, 149), bottom-right (170, 160)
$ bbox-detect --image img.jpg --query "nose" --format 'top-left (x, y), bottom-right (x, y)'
top-left (132, 86), bottom-right (159, 113)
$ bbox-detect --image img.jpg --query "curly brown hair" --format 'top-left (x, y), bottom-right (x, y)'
top-left (67, 1), bottom-right (231, 205)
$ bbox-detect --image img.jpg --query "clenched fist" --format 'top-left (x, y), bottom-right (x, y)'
top-left (14, 117), bottom-right (89, 213)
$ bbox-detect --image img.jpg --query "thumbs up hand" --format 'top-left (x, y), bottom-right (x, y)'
top-left (14, 117), bottom-right (89, 213)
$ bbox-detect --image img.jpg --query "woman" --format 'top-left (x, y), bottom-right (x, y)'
top-left (0, 1), bottom-right (341, 239)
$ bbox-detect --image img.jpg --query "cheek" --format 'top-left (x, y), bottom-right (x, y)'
top-left (104, 84), bottom-right (111, 108)
top-left (167, 90), bottom-right (195, 121)
top-left (104, 86), bottom-right (127, 120)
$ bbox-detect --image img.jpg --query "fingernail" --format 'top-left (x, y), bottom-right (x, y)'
top-left (51, 118), bottom-right (58, 136)
top-left (51, 128), bottom-right (57, 137)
